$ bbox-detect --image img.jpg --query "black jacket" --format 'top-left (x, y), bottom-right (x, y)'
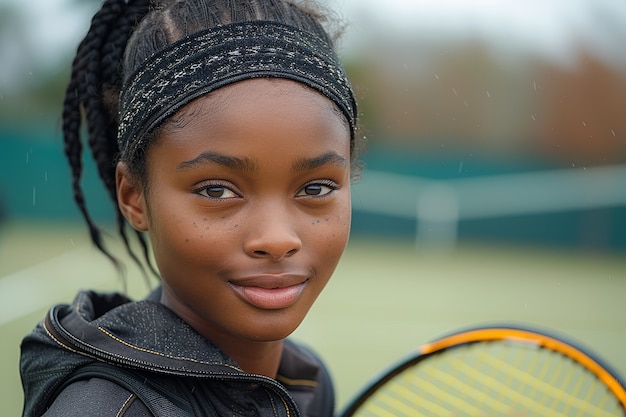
top-left (20, 289), bottom-right (334, 417)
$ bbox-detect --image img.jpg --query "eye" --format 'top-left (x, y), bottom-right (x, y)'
top-left (296, 181), bottom-right (337, 197)
top-left (195, 183), bottom-right (239, 200)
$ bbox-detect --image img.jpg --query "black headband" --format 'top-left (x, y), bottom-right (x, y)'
top-left (118, 20), bottom-right (357, 161)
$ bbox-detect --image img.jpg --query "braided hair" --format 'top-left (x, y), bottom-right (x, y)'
top-left (62, 0), bottom-right (348, 276)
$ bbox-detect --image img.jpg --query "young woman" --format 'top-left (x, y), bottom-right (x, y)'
top-left (19, 0), bottom-right (359, 416)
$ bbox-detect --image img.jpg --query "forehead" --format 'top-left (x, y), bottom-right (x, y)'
top-left (166, 78), bottom-right (349, 133)
top-left (151, 78), bottom-right (351, 165)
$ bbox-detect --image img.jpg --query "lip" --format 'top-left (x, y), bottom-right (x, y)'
top-left (229, 274), bottom-right (309, 310)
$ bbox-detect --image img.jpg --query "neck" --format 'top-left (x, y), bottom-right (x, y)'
top-left (160, 288), bottom-right (285, 378)
top-left (218, 338), bottom-right (284, 378)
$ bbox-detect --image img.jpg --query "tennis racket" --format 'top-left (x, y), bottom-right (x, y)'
top-left (340, 324), bottom-right (626, 417)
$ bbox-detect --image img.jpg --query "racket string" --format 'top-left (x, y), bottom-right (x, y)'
top-left (351, 340), bottom-right (623, 417)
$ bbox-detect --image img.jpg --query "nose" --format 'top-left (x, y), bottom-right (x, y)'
top-left (243, 204), bottom-right (302, 260)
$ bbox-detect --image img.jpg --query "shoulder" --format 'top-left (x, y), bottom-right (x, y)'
top-left (43, 378), bottom-right (152, 417)
top-left (283, 338), bottom-right (330, 371)
top-left (282, 338), bottom-right (334, 386)
top-left (280, 339), bottom-right (335, 417)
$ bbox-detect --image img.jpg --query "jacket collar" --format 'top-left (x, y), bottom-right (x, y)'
top-left (22, 289), bottom-right (324, 417)
top-left (44, 290), bottom-right (242, 377)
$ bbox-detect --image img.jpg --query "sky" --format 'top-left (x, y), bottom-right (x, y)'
top-left (2, 0), bottom-right (626, 90)
top-left (327, 0), bottom-right (626, 65)
top-left (2, 0), bottom-right (92, 61)
top-left (0, 0), bottom-right (96, 90)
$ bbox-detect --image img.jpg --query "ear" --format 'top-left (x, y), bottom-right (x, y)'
top-left (116, 162), bottom-right (149, 232)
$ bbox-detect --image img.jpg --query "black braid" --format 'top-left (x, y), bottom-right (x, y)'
top-left (62, 0), bottom-right (154, 278)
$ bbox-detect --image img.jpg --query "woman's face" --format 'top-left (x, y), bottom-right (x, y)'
top-left (139, 79), bottom-right (351, 346)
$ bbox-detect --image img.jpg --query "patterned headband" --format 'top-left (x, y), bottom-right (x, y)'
top-left (118, 20), bottom-right (358, 161)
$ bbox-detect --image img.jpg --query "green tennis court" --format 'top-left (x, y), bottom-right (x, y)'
top-left (1, 221), bottom-right (625, 416)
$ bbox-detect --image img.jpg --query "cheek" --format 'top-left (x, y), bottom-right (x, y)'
top-left (316, 199), bottom-right (352, 261)
top-left (148, 207), bottom-right (230, 266)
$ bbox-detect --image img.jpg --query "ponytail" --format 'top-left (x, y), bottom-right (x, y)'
top-left (62, 0), bottom-right (155, 277)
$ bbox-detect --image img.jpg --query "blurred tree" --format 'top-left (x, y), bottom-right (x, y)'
top-left (0, 0), bottom-right (88, 127)
top-left (0, 3), bottom-right (30, 92)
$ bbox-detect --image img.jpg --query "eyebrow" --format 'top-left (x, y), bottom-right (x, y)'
top-left (292, 151), bottom-right (347, 173)
top-left (177, 151), bottom-right (347, 173)
top-left (177, 152), bottom-right (258, 172)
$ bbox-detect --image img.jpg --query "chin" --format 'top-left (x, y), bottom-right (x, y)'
top-left (245, 327), bottom-right (297, 343)
top-left (245, 312), bottom-right (306, 342)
